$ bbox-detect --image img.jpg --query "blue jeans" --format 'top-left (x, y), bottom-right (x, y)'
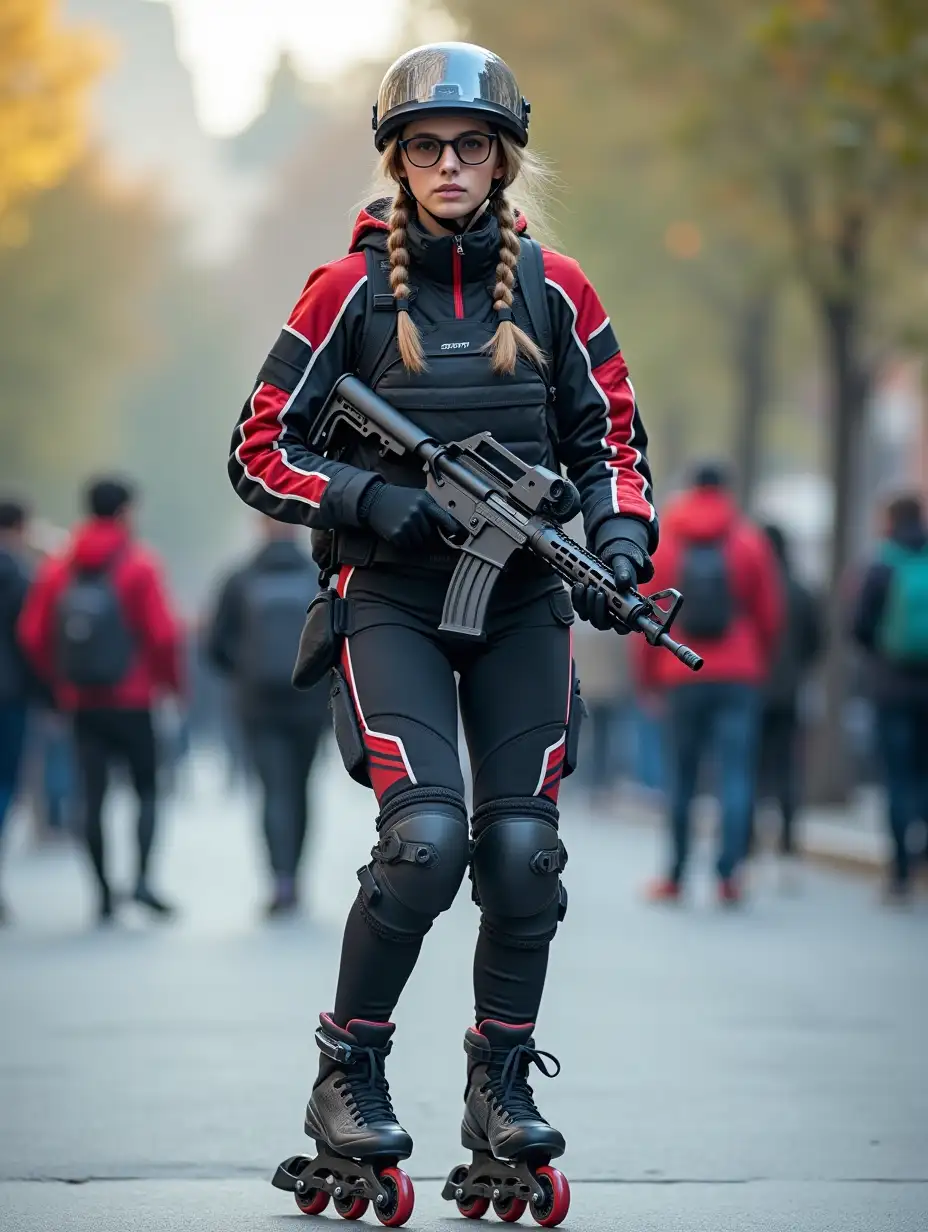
top-left (0, 702), bottom-right (29, 838)
top-left (666, 682), bottom-right (762, 882)
top-left (875, 703), bottom-right (928, 887)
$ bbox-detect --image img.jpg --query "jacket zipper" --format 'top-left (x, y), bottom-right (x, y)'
top-left (452, 234), bottom-right (465, 319)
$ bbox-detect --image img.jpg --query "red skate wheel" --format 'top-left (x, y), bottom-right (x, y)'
top-left (334, 1192), bottom-right (369, 1220)
top-left (530, 1167), bottom-right (570, 1227)
top-left (375, 1167), bottom-right (415, 1227)
top-left (493, 1194), bottom-right (527, 1222)
top-left (295, 1186), bottom-right (330, 1215)
top-left (458, 1196), bottom-right (491, 1219)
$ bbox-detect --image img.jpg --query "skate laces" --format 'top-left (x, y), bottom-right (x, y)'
top-left (335, 1046), bottom-right (396, 1126)
top-left (488, 1044), bottom-right (561, 1121)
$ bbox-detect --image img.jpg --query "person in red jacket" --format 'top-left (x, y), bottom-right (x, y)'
top-left (18, 478), bottom-right (184, 922)
top-left (635, 462), bottom-right (783, 903)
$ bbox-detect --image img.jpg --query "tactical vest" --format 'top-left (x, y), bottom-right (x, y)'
top-left (332, 239), bottom-right (556, 571)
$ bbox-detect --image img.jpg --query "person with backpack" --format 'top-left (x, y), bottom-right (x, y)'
top-left (0, 498), bottom-right (40, 922)
top-left (755, 523), bottom-right (823, 874)
top-left (636, 462), bottom-right (783, 905)
top-left (228, 42), bottom-right (657, 1222)
top-left (851, 492), bottom-right (928, 902)
top-left (18, 477), bottom-right (184, 923)
top-left (205, 517), bottom-right (328, 918)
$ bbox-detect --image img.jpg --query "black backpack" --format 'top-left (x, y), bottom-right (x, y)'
top-left (238, 566), bottom-right (317, 690)
top-left (55, 558), bottom-right (134, 687)
top-left (678, 539), bottom-right (735, 641)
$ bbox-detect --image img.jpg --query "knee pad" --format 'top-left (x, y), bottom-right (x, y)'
top-left (470, 797), bottom-right (568, 950)
top-left (357, 787), bottom-right (470, 942)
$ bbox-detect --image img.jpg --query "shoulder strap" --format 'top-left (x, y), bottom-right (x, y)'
top-left (517, 236), bottom-right (558, 450)
top-left (516, 237), bottom-right (553, 385)
top-left (355, 247), bottom-right (398, 388)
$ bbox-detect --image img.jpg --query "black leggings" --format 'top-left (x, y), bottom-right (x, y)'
top-left (330, 564), bottom-right (573, 1029)
top-left (73, 708), bottom-right (158, 893)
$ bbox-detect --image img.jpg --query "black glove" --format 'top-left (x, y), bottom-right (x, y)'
top-left (601, 538), bottom-right (654, 590)
top-left (570, 539), bottom-right (654, 632)
top-left (360, 482), bottom-right (459, 552)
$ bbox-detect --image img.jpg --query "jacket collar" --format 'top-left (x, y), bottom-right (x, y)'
top-left (405, 210), bottom-right (502, 285)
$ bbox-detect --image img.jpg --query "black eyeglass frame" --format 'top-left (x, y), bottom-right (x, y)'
top-left (397, 131), bottom-right (498, 168)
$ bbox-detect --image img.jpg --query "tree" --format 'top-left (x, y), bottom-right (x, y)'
top-left (0, 158), bottom-right (163, 518)
top-left (645, 0), bottom-right (928, 798)
top-left (0, 0), bottom-right (104, 242)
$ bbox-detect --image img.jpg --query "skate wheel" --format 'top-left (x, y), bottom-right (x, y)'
top-left (374, 1167), bottom-right (415, 1227)
top-left (492, 1195), bottom-right (527, 1222)
top-left (449, 1164), bottom-right (489, 1219)
top-left (334, 1193), bottom-right (369, 1220)
top-left (295, 1187), bottom-right (330, 1216)
top-left (458, 1195), bottom-right (490, 1219)
top-left (530, 1167), bottom-right (570, 1227)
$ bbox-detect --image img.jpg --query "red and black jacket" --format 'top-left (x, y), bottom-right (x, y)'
top-left (229, 200), bottom-right (658, 560)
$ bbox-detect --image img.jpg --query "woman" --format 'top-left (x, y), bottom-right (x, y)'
top-left (230, 42), bottom-right (658, 1226)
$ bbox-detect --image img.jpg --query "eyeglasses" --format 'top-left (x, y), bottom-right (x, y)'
top-left (398, 132), bottom-right (497, 168)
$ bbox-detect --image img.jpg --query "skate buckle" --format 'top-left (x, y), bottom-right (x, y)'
top-left (314, 1025), bottom-right (353, 1064)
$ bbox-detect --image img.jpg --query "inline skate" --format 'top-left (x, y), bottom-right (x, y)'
top-left (272, 1014), bottom-right (415, 1226)
top-left (442, 1020), bottom-right (570, 1226)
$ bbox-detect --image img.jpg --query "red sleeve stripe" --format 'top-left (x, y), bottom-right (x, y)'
top-left (233, 274), bottom-right (367, 509)
top-left (595, 359), bottom-right (656, 523)
top-left (622, 375), bottom-right (653, 519)
top-left (282, 322), bottom-right (311, 345)
top-left (546, 277), bottom-right (655, 522)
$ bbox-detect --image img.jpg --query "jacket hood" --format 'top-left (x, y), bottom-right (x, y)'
top-left (349, 199), bottom-right (529, 286)
top-left (349, 197), bottom-right (529, 253)
top-left (663, 486), bottom-right (739, 542)
top-left (68, 518), bottom-right (131, 570)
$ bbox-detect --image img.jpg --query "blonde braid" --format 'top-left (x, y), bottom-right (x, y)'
top-left (485, 190), bottom-right (547, 376)
top-left (387, 182), bottom-right (426, 374)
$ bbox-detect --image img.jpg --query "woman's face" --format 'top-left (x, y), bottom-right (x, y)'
top-left (398, 115), bottom-right (506, 232)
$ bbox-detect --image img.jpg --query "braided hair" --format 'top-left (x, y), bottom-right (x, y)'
top-left (386, 174), bottom-right (427, 373)
top-left (484, 185), bottom-right (546, 376)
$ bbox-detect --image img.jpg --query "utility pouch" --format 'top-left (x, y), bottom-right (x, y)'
top-left (291, 591), bottom-right (353, 691)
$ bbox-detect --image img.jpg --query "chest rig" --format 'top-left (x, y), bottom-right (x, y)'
top-left (345, 238), bottom-right (557, 486)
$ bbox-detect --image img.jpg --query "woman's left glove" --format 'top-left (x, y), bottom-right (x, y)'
top-left (570, 521), bottom-right (654, 631)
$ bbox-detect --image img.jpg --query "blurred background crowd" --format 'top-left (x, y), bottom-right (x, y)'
top-left (1, 0), bottom-right (927, 923)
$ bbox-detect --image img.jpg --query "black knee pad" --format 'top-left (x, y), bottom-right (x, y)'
top-left (357, 787), bottom-right (469, 942)
top-left (470, 797), bottom-right (569, 950)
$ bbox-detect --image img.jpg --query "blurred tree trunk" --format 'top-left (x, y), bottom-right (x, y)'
top-left (733, 290), bottom-right (775, 509)
top-left (806, 212), bottom-right (872, 806)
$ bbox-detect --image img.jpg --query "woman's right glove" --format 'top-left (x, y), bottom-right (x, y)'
top-left (359, 481), bottom-right (460, 552)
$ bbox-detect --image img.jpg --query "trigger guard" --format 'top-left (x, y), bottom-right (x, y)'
top-left (437, 521), bottom-right (469, 549)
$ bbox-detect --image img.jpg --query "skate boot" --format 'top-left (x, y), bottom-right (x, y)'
top-left (442, 1020), bottom-right (571, 1227)
top-left (272, 1013), bottom-right (415, 1226)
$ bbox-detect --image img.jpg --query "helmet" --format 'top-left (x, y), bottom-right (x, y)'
top-left (373, 42), bottom-right (530, 152)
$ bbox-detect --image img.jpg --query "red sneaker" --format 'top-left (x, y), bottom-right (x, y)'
top-left (718, 878), bottom-right (742, 906)
top-left (645, 878), bottom-right (682, 903)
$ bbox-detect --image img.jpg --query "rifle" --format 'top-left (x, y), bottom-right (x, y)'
top-left (310, 375), bottom-right (703, 672)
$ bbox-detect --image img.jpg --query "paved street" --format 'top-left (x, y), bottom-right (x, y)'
top-left (2, 744), bottom-right (926, 1231)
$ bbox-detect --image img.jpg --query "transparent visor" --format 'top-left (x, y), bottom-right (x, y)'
top-left (377, 44), bottom-right (523, 128)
